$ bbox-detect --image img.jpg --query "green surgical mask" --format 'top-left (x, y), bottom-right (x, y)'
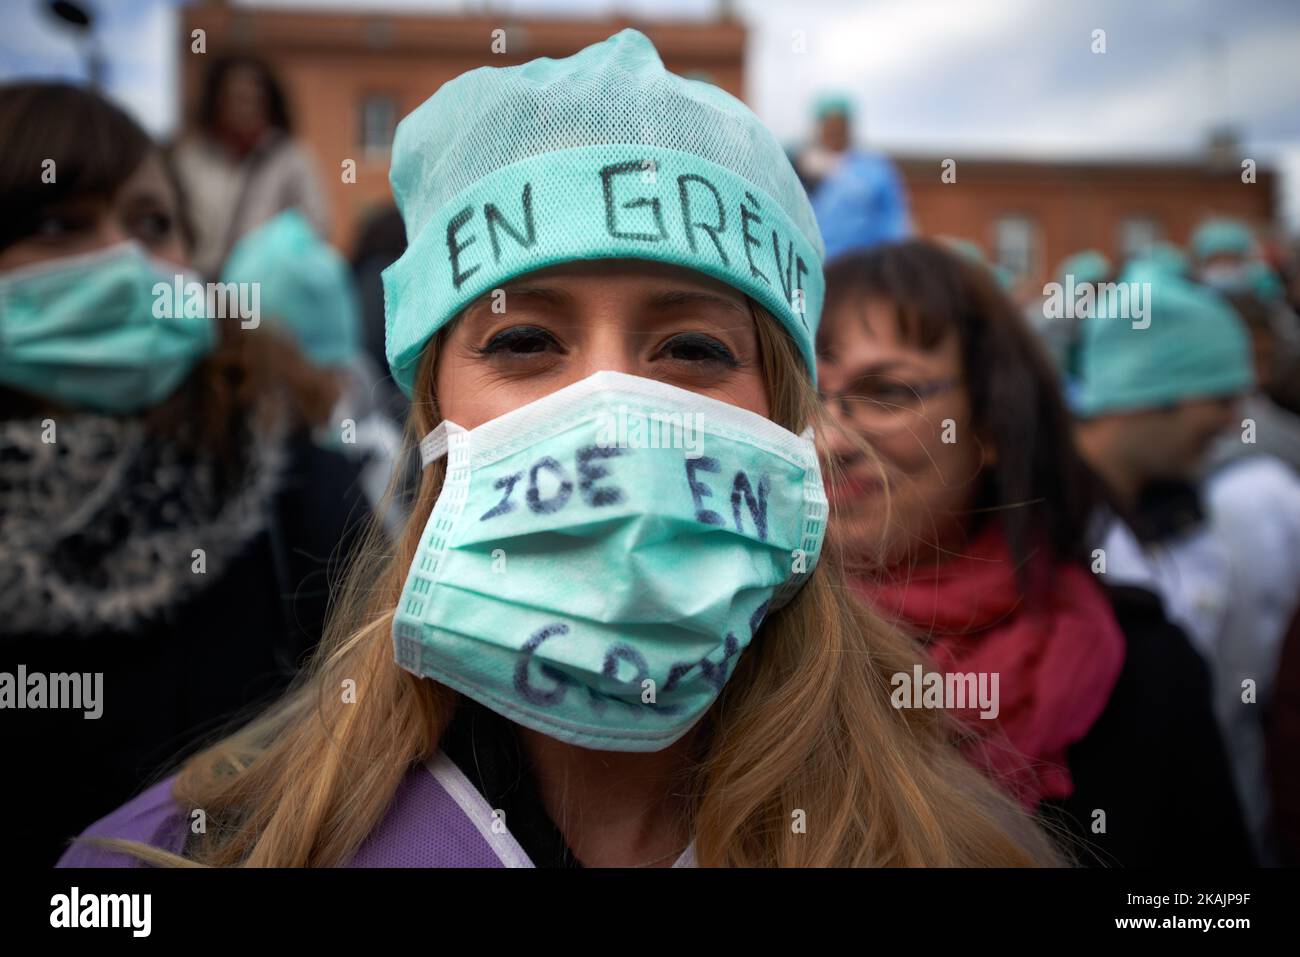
top-left (0, 241), bottom-right (217, 413)
top-left (392, 370), bottom-right (828, 751)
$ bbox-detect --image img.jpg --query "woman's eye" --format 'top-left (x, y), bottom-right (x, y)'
top-left (131, 211), bottom-right (174, 243)
top-left (31, 212), bottom-right (90, 241)
top-left (660, 333), bottom-right (737, 366)
top-left (850, 379), bottom-right (918, 405)
top-left (478, 326), bottom-right (558, 357)
top-left (873, 384), bottom-right (915, 401)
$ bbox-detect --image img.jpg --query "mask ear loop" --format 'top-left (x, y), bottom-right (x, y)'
top-left (418, 421), bottom-right (471, 468)
top-left (418, 422), bottom-right (450, 469)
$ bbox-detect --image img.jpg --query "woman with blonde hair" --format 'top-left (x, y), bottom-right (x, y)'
top-left (60, 30), bottom-right (1061, 868)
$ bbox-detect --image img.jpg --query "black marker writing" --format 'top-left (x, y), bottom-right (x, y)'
top-left (485, 182), bottom-right (536, 262)
top-left (731, 470), bottom-right (771, 540)
top-left (678, 173), bottom-right (728, 264)
top-left (480, 470), bottom-right (524, 521)
top-left (686, 456), bottom-right (724, 526)
top-left (601, 161), bottom-right (668, 242)
top-left (576, 445), bottom-right (627, 506)
top-left (526, 456), bottom-right (574, 514)
top-left (515, 623), bottom-right (573, 706)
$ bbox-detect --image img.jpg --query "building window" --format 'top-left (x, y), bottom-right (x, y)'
top-left (1119, 217), bottom-right (1161, 261)
top-left (359, 94), bottom-right (398, 155)
top-left (993, 215), bottom-right (1037, 282)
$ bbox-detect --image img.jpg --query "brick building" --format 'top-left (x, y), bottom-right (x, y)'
top-left (895, 152), bottom-right (1278, 293)
top-left (179, 1), bottom-right (1280, 287)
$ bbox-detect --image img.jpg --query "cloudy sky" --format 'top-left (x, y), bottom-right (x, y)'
top-left (6, 0), bottom-right (1300, 226)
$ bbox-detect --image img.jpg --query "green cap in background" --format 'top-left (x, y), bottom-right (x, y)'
top-left (1075, 260), bottom-right (1254, 417)
top-left (1191, 218), bottom-right (1255, 262)
top-left (222, 210), bottom-right (361, 369)
top-left (1137, 240), bottom-right (1190, 279)
top-left (1056, 249), bottom-right (1112, 287)
top-left (812, 91), bottom-right (855, 121)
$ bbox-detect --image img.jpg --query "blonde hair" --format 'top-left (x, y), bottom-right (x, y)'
top-left (85, 302), bottom-right (1066, 867)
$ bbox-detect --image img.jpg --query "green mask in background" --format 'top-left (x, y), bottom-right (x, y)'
top-left (0, 241), bottom-right (217, 414)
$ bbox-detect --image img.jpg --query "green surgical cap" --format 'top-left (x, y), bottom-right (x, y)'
top-left (1075, 261), bottom-right (1253, 417)
top-left (813, 92), bottom-right (854, 121)
top-left (222, 210), bottom-right (361, 368)
top-left (1140, 241), bottom-right (1189, 279)
top-left (1191, 218), bottom-right (1254, 261)
top-left (941, 236), bottom-right (985, 265)
top-left (382, 28), bottom-right (825, 396)
top-left (1056, 249), bottom-right (1111, 287)
top-left (939, 236), bottom-right (1014, 291)
top-left (1246, 260), bottom-right (1286, 303)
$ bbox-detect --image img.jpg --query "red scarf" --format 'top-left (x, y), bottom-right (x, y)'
top-left (855, 522), bottom-right (1125, 810)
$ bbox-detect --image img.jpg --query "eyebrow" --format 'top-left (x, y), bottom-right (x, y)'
top-left (640, 289), bottom-right (750, 320)
top-left (498, 284), bottom-right (573, 306)
top-left (460, 285), bottom-right (571, 327)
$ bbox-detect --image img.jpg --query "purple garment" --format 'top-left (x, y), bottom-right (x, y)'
top-left (56, 753), bottom-right (523, 868)
top-left (57, 751), bottom-right (697, 867)
top-left (56, 776), bottom-right (191, 867)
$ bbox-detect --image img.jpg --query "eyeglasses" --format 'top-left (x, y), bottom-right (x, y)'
top-left (819, 374), bottom-right (960, 435)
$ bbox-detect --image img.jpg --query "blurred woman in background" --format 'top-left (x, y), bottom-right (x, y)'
top-left (818, 239), bottom-right (1253, 865)
top-left (0, 81), bottom-right (369, 866)
top-left (172, 55), bottom-right (330, 278)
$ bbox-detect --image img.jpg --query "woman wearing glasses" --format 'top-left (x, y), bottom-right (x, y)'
top-left (818, 239), bottom-right (1254, 866)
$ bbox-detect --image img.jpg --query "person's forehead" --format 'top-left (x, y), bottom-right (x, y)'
top-left (115, 152), bottom-right (175, 202)
top-left (825, 297), bottom-right (956, 366)
top-left (458, 259), bottom-right (754, 331)
top-left (226, 66), bottom-right (263, 86)
top-left (487, 261), bottom-right (754, 319)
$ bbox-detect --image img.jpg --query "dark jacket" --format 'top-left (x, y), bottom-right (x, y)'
top-left (1267, 605), bottom-right (1300, 866)
top-left (1040, 583), bottom-right (1256, 867)
top-left (0, 412), bottom-right (371, 867)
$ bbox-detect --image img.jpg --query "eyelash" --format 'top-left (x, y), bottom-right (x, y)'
top-left (474, 327), bottom-right (739, 367)
top-left (661, 332), bottom-right (738, 367)
top-left (28, 210), bottom-right (173, 245)
top-left (32, 212), bottom-right (92, 241)
top-left (132, 211), bottom-right (174, 241)
top-left (474, 326), bottom-right (555, 357)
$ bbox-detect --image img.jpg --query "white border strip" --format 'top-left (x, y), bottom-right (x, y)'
top-left (424, 751), bottom-right (535, 868)
top-left (671, 842), bottom-right (697, 868)
top-left (425, 751), bottom-right (697, 868)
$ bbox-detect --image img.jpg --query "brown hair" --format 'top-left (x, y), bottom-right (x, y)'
top-left (0, 82), bottom-right (153, 251)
